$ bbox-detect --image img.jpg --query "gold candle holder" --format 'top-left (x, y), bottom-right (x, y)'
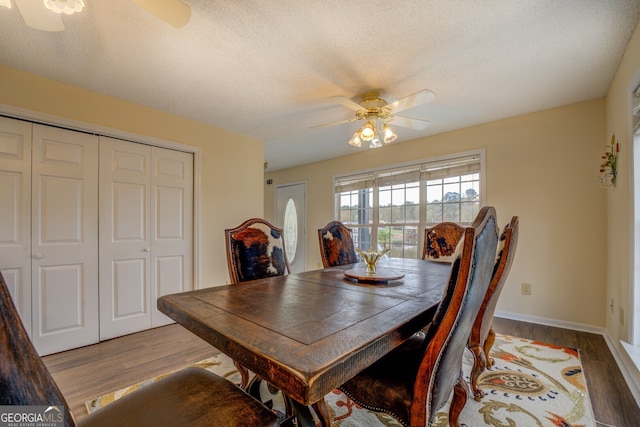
top-left (356, 247), bottom-right (390, 275)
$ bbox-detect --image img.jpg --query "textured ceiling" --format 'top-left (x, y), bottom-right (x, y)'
top-left (1, 1), bottom-right (640, 171)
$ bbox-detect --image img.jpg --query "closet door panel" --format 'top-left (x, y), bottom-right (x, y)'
top-left (99, 137), bottom-right (151, 340)
top-left (31, 124), bottom-right (99, 355)
top-left (112, 258), bottom-right (146, 317)
top-left (0, 116), bottom-right (32, 332)
top-left (150, 147), bottom-right (193, 327)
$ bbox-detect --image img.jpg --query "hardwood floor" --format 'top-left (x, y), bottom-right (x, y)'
top-left (44, 318), bottom-right (640, 426)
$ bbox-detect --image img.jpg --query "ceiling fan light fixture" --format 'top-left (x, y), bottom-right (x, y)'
top-left (360, 121), bottom-right (376, 141)
top-left (349, 130), bottom-right (362, 147)
top-left (382, 123), bottom-right (397, 143)
top-left (43, 0), bottom-right (84, 15)
top-left (329, 89), bottom-right (434, 150)
top-left (369, 137), bottom-right (382, 149)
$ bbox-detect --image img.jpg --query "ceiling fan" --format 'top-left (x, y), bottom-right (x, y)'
top-left (5, 0), bottom-right (190, 32)
top-left (313, 89), bottom-right (436, 148)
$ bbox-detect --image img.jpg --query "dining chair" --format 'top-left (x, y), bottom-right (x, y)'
top-left (422, 221), bottom-right (465, 263)
top-left (317, 220), bottom-right (359, 267)
top-left (0, 272), bottom-right (279, 427)
top-left (224, 218), bottom-right (292, 398)
top-left (468, 215), bottom-right (519, 401)
top-left (338, 206), bottom-right (499, 427)
top-left (225, 218), bottom-right (291, 284)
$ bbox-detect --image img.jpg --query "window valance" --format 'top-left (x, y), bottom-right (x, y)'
top-left (334, 154), bottom-right (481, 192)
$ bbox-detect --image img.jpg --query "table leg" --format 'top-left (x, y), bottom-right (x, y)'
top-left (312, 398), bottom-right (331, 427)
top-left (288, 399), bottom-right (316, 427)
top-left (246, 376), bottom-right (330, 426)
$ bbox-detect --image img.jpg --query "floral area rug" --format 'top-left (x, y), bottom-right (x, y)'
top-left (86, 334), bottom-right (596, 426)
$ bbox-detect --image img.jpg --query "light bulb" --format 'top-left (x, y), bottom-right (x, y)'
top-left (0, 0), bottom-right (12, 9)
top-left (348, 130), bottom-right (362, 147)
top-left (369, 136), bottom-right (382, 149)
top-left (382, 124), bottom-right (397, 143)
top-left (360, 121), bottom-right (376, 141)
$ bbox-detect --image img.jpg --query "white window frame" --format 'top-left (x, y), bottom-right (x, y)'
top-left (332, 149), bottom-right (486, 259)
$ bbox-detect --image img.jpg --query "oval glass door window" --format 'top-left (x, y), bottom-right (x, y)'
top-left (283, 198), bottom-right (298, 263)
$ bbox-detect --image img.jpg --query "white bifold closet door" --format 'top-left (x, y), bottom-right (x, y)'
top-left (31, 124), bottom-right (100, 355)
top-left (0, 117), bottom-right (33, 335)
top-left (99, 137), bottom-right (193, 340)
top-left (0, 118), bottom-right (100, 355)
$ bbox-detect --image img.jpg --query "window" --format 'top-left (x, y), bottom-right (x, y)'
top-left (335, 151), bottom-right (484, 259)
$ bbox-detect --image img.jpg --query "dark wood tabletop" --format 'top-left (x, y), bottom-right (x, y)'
top-left (157, 258), bottom-right (450, 406)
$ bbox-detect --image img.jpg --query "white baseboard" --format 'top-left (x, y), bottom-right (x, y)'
top-left (495, 310), bottom-right (606, 334)
top-left (495, 310), bottom-right (640, 408)
top-left (609, 337), bottom-right (640, 407)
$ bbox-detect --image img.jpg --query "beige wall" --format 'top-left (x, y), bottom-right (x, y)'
top-left (605, 21), bottom-right (640, 342)
top-left (266, 99), bottom-right (607, 328)
top-left (0, 65), bottom-right (265, 288)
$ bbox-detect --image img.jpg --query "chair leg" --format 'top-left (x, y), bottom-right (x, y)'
top-left (448, 375), bottom-right (469, 427)
top-left (234, 360), bottom-right (250, 389)
top-left (484, 327), bottom-right (497, 368)
top-left (312, 397), bottom-right (331, 427)
top-left (469, 344), bottom-right (487, 401)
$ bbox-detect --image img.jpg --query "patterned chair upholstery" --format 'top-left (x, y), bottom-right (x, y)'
top-left (422, 221), bottom-right (465, 263)
top-left (225, 218), bottom-right (290, 284)
top-left (318, 221), bottom-right (359, 268)
top-left (0, 271), bottom-right (279, 427)
top-left (339, 207), bottom-right (499, 427)
top-left (468, 216), bottom-right (519, 401)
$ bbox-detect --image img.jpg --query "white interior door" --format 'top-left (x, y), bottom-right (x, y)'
top-left (150, 146), bottom-right (193, 327)
top-left (31, 124), bottom-right (99, 355)
top-left (100, 139), bottom-right (194, 337)
top-left (0, 117), bottom-right (32, 333)
top-left (275, 183), bottom-right (306, 273)
top-left (99, 137), bottom-right (152, 340)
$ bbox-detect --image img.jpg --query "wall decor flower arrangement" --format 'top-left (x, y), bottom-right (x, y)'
top-left (599, 133), bottom-right (619, 188)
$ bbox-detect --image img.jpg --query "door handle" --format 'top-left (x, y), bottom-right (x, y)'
top-left (143, 248), bottom-right (150, 252)
top-left (33, 253), bottom-right (43, 259)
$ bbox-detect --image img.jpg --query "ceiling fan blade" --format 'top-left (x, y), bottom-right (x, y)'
top-left (310, 117), bottom-right (359, 129)
top-left (329, 96), bottom-right (366, 112)
top-left (389, 116), bottom-right (431, 130)
top-left (387, 89), bottom-right (436, 114)
top-left (14, 0), bottom-right (64, 31)
top-left (130, 0), bottom-right (191, 28)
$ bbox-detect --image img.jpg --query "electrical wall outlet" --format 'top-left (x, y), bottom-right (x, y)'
top-left (521, 283), bottom-right (532, 296)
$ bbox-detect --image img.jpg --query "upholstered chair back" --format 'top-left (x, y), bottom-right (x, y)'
top-left (422, 221), bottom-right (465, 263)
top-left (418, 207), bottom-right (499, 421)
top-left (468, 215), bottom-right (519, 400)
top-left (318, 221), bottom-right (359, 268)
top-left (225, 218), bottom-right (290, 284)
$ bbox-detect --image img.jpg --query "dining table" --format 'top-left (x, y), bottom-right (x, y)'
top-left (157, 257), bottom-right (450, 426)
